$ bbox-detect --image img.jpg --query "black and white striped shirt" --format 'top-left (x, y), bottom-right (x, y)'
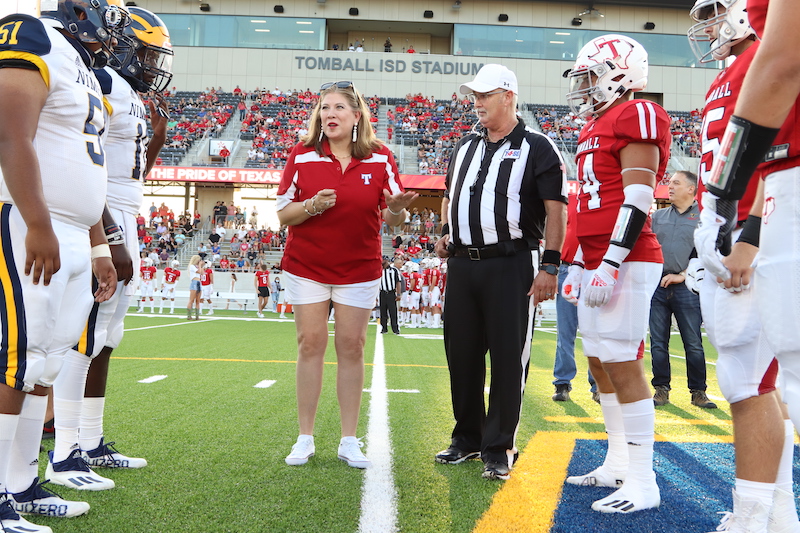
top-left (380, 265), bottom-right (402, 292)
top-left (445, 119), bottom-right (568, 247)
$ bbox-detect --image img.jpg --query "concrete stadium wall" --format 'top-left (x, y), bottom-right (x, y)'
top-left (129, 0), bottom-right (718, 111)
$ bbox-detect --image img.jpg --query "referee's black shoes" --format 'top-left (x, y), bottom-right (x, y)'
top-left (482, 460), bottom-right (510, 480)
top-left (434, 446), bottom-right (480, 464)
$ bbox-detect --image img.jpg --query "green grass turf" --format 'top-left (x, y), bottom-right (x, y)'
top-left (33, 311), bottom-right (730, 533)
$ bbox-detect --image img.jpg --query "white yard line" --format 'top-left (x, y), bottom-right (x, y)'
top-left (254, 380), bottom-right (276, 388)
top-left (357, 324), bottom-right (398, 533)
top-left (138, 375), bottom-right (168, 383)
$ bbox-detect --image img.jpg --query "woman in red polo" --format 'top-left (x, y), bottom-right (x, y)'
top-left (277, 81), bottom-right (417, 469)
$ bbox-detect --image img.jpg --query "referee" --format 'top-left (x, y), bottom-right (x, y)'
top-left (379, 256), bottom-right (402, 334)
top-left (433, 64), bottom-right (567, 480)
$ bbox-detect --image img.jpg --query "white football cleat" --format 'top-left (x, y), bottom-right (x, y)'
top-left (591, 482), bottom-right (660, 514)
top-left (0, 493), bottom-right (53, 533)
top-left (45, 450), bottom-right (115, 491)
top-left (11, 477), bottom-right (90, 518)
top-left (566, 465), bottom-right (626, 488)
top-left (83, 438), bottom-right (147, 468)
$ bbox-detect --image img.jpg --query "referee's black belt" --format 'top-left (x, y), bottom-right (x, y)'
top-left (450, 239), bottom-right (533, 261)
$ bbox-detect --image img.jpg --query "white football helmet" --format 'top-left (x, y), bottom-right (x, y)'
top-left (171, 260), bottom-right (180, 268)
top-left (409, 261), bottom-right (420, 273)
top-left (429, 258), bottom-right (441, 268)
top-left (687, 0), bottom-right (753, 63)
top-left (142, 258), bottom-right (153, 267)
top-left (565, 34), bottom-right (649, 118)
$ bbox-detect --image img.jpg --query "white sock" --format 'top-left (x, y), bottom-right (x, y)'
top-left (619, 398), bottom-right (656, 486)
top-left (0, 413), bottom-right (21, 495)
top-left (149, 299), bottom-right (155, 313)
top-left (737, 478), bottom-right (776, 507)
top-left (53, 349), bottom-right (92, 463)
top-left (159, 300), bottom-right (164, 312)
top-left (6, 394), bottom-right (47, 493)
top-left (170, 300), bottom-right (175, 312)
top-left (776, 419), bottom-right (797, 493)
top-left (599, 393), bottom-right (628, 472)
top-left (433, 314), bottom-right (441, 327)
top-left (80, 397), bottom-right (106, 453)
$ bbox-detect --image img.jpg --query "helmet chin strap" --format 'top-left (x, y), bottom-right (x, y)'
top-left (90, 48), bottom-right (108, 68)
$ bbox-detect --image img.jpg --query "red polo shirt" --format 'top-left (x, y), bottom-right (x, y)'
top-left (277, 140), bottom-right (403, 284)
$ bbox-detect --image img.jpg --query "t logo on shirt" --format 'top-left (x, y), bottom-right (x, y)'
top-left (362, 173), bottom-right (372, 185)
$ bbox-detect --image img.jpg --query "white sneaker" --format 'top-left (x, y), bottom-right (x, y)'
top-left (338, 437), bottom-right (370, 469)
top-left (83, 438), bottom-right (147, 468)
top-left (769, 488), bottom-right (800, 533)
top-left (257, 312), bottom-right (264, 318)
top-left (285, 436), bottom-right (315, 466)
top-left (45, 450), bottom-right (115, 491)
top-left (566, 465), bottom-right (626, 488)
top-left (207, 310), bottom-right (214, 316)
top-left (11, 477), bottom-right (90, 518)
top-left (1, 493), bottom-right (53, 533)
top-left (709, 490), bottom-right (770, 532)
top-left (591, 481), bottom-right (660, 514)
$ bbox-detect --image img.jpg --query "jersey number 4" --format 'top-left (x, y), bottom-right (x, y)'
top-left (579, 153), bottom-right (601, 210)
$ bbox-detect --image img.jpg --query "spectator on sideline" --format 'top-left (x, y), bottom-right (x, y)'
top-left (277, 80), bottom-right (417, 470)
top-left (649, 171), bottom-right (716, 409)
top-left (434, 64), bottom-right (567, 480)
top-left (187, 255), bottom-right (203, 320)
top-left (255, 263), bottom-right (270, 318)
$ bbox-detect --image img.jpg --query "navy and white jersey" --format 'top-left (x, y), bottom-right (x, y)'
top-left (445, 119), bottom-right (567, 247)
top-left (0, 15), bottom-right (107, 230)
top-left (97, 66), bottom-right (148, 215)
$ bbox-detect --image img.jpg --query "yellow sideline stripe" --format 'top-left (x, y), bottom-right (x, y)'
top-left (472, 430), bottom-right (736, 533)
top-left (111, 356), bottom-right (449, 368)
top-left (545, 415), bottom-right (733, 427)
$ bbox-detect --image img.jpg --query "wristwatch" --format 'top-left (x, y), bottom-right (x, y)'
top-left (540, 263), bottom-right (558, 276)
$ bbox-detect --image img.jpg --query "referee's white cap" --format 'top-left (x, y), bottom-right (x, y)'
top-left (459, 64), bottom-right (518, 95)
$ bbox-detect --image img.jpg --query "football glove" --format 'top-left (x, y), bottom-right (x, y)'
top-left (561, 264), bottom-right (583, 305)
top-left (583, 260), bottom-right (619, 308)
top-left (684, 257), bottom-right (704, 295)
top-left (695, 192), bottom-right (731, 282)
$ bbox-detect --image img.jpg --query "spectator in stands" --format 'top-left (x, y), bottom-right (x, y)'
top-left (219, 145), bottom-right (230, 162)
top-left (277, 80), bottom-right (417, 469)
top-left (384, 38), bottom-right (392, 52)
top-left (348, 43), bottom-right (355, 51)
top-left (332, 43), bottom-right (339, 51)
top-left (198, 243), bottom-right (208, 260)
top-left (238, 99), bottom-right (247, 120)
top-left (407, 44), bottom-right (416, 53)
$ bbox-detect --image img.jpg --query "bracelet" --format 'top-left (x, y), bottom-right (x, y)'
top-left (387, 206), bottom-right (403, 216)
top-left (91, 244), bottom-right (112, 260)
top-left (303, 196), bottom-right (321, 217)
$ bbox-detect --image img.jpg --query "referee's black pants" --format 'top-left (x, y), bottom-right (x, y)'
top-left (379, 290), bottom-right (400, 334)
top-left (443, 250), bottom-right (535, 465)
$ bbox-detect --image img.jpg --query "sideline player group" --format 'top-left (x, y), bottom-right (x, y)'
top-left (0, 1), bottom-right (174, 531)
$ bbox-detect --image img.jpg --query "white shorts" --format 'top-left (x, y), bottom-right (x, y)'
top-left (202, 285), bottom-right (214, 299)
top-left (400, 291), bottom-right (410, 308)
top-left (429, 286), bottom-right (442, 307)
top-left (0, 204), bottom-right (94, 391)
top-left (700, 271), bottom-right (777, 403)
top-left (162, 283), bottom-right (176, 299)
top-left (757, 167), bottom-right (800, 356)
top-left (75, 209), bottom-right (137, 357)
top-left (408, 291), bottom-right (421, 310)
top-left (140, 280), bottom-right (154, 297)
top-left (577, 261), bottom-right (661, 363)
top-left (421, 286), bottom-right (430, 306)
top-left (283, 271), bottom-right (380, 310)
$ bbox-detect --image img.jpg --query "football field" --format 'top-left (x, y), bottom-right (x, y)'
top-left (34, 310), bottom-right (799, 533)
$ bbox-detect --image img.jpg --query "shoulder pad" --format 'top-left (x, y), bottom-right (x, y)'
top-left (94, 67), bottom-right (113, 95)
top-left (0, 15), bottom-right (51, 56)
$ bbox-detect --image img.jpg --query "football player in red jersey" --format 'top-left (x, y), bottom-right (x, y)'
top-left (255, 263), bottom-right (270, 318)
top-left (427, 258), bottom-right (443, 328)
top-left (138, 257), bottom-right (157, 313)
top-left (561, 34), bottom-right (667, 514)
top-left (688, 1), bottom-right (799, 529)
top-left (160, 260), bottom-right (181, 314)
top-left (200, 262), bottom-right (215, 315)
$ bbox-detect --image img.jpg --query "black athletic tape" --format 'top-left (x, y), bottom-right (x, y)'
top-left (541, 249), bottom-right (561, 265)
top-left (609, 204), bottom-right (648, 250)
top-left (441, 223), bottom-right (449, 235)
top-left (706, 115), bottom-right (780, 201)
top-left (714, 198), bottom-right (738, 256)
top-left (736, 215), bottom-right (761, 248)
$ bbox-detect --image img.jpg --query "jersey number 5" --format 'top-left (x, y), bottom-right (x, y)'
top-left (84, 93), bottom-right (105, 166)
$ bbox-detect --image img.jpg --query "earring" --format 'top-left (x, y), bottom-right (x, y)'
top-left (318, 128), bottom-right (324, 143)
top-left (352, 123), bottom-right (358, 143)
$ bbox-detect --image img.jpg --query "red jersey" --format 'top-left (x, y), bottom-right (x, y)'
top-left (140, 265), bottom-right (157, 282)
top-left (163, 267), bottom-right (180, 284)
top-left (201, 268), bottom-right (213, 286)
top-left (406, 245), bottom-right (422, 256)
top-left (418, 235), bottom-right (430, 245)
top-left (747, 0), bottom-right (800, 176)
top-left (220, 259), bottom-right (230, 270)
top-left (427, 268), bottom-right (441, 288)
top-left (276, 140), bottom-right (403, 284)
top-left (574, 99), bottom-right (667, 270)
top-left (697, 43), bottom-right (760, 221)
top-left (255, 271), bottom-right (270, 287)
top-left (401, 271), bottom-right (411, 292)
top-left (438, 271), bottom-right (446, 291)
top-left (410, 272), bottom-right (423, 292)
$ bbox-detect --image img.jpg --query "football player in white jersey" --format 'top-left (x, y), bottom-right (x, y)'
top-left (47, 6), bottom-right (172, 496)
top-left (0, 0), bottom-right (129, 529)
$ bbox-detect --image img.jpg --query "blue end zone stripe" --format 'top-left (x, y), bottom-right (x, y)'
top-left (0, 203), bottom-right (27, 389)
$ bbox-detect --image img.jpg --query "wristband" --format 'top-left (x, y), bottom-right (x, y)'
top-left (91, 244), bottom-right (112, 260)
top-left (387, 206), bottom-right (403, 216)
top-left (441, 223), bottom-right (449, 235)
top-left (105, 223), bottom-right (125, 245)
top-left (541, 249), bottom-right (561, 265)
top-left (736, 215), bottom-right (761, 248)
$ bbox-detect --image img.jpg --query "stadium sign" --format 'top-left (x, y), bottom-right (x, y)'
top-left (294, 56), bottom-right (483, 76)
